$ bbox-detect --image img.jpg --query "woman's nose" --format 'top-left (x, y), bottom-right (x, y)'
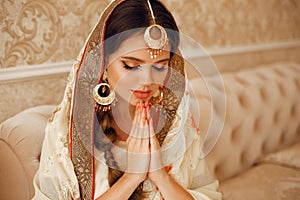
top-left (139, 64), bottom-right (154, 85)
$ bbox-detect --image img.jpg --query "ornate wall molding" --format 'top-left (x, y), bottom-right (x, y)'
top-left (1, 40), bottom-right (300, 83)
top-left (182, 40), bottom-right (300, 58)
top-left (0, 0), bottom-right (110, 68)
top-left (0, 0), bottom-right (299, 68)
top-left (0, 61), bottom-right (72, 83)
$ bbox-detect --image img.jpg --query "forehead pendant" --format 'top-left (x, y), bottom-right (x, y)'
top-left (144, 0), bottom-right (168, 59)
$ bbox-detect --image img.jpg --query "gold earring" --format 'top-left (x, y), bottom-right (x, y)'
top-left (151, 87), bottom-right (164, 111)
top-left (158, 87), bottom-right (164, 106)
top-left (93, 83), bottom-right (116, 111)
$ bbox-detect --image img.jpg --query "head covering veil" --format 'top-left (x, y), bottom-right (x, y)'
top-left (62, 0), bottom-right (186, 199)
top-left (68, 1), bottom-right (126, 199)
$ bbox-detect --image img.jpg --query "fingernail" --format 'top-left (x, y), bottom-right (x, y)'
top-left (140, 103), bottom-right (143, 114)
top-left (147, 108), bottom-right (150, 118)
top-left (142, 107), bottom-right (146, 116)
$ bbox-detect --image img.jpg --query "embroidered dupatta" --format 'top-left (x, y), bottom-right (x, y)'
top-left (69, 0), bottom-right (185, 199)
top-left (69, 1), bottom-right (125, 199)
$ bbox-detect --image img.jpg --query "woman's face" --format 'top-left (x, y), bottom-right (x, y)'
top-left (106, 33), bottom-right (171, 106)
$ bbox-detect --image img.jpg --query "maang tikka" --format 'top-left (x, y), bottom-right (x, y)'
top-left (144, 0), bottom-right (168, 59)
top-left (93, 70), bottom-right (117, 112)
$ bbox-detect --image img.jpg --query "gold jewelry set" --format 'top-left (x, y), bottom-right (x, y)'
top-left (71, 2), bottom-right (185, 197)
top-left (93, 0), bottom-right (168, 111)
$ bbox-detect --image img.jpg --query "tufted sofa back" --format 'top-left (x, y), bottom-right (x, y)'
top-left (190, 62), bottom-right (300, 182)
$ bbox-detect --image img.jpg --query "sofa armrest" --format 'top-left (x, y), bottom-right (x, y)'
top-left (0, 105), bottom-right (56, 200)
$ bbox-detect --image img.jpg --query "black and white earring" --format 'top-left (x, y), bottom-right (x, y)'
top-left (93, 83), bottom-right (116, 111)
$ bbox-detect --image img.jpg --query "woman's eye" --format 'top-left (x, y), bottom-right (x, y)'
top-left (152, 64), bottom-right (168, 72)
top-left (122, 61), bottom-right (141, 71)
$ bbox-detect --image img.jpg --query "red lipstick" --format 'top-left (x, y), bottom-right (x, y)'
top-left (132, 90), bottom-right (152, 99)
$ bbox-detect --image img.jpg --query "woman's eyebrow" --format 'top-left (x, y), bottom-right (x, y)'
top-left (121, 56), bottom-right (169, 63)
top-left (155, 58), bottom-right (170, 63)
top-left (121, 56), bottom-right (144, 63)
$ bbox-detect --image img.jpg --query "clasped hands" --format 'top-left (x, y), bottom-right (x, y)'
top-left (125, 101), bottom-right (166, 183)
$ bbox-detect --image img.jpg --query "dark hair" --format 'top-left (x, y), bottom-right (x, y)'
top-left (96, 1), bottom-right (180, 199)
top-left (104, 0), bottom-right (180, 60)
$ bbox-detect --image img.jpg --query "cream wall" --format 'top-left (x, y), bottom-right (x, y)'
top-left (1, 0), bottom-right (300, 122)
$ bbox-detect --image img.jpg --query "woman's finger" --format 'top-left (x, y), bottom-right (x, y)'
top-left (129, 101), bottom-right (142, 138)
top-left (126, 107), bottom-right (151, 174)
top-left (149, 118), bottom-right (158, 148)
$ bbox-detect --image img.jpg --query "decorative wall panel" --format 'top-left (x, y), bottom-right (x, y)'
top-left (1, 0), bottom-right (300, 68)
top-left (0, 0), bottom-right (110, 68)
top-left (166, 0), bottom-right (300, 47)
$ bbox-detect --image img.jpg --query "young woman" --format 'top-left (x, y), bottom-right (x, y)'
top-left (33, 0), bottom-right (221, 199)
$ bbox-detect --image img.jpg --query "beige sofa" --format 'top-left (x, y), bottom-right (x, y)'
top-left (1, 62), bottom-right (300, 200)
top-left (201, 62), bottom-right (300, 199)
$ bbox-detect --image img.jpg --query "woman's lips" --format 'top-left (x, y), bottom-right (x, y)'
top-left (132, 90), bottom-right (152, 99)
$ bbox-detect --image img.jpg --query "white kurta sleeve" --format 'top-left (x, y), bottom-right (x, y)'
top-left (186, 134), bottom-right (222, 200)
top-left (168, 125), bottom-right (222, 200)
top-left (186, 158), bottom-right (222, 200)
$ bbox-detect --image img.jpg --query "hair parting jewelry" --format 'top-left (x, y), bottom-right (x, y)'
top-left (147, 0), bottom-right (156, 24)
top-left (144, 0), bottom-right (168, 59)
